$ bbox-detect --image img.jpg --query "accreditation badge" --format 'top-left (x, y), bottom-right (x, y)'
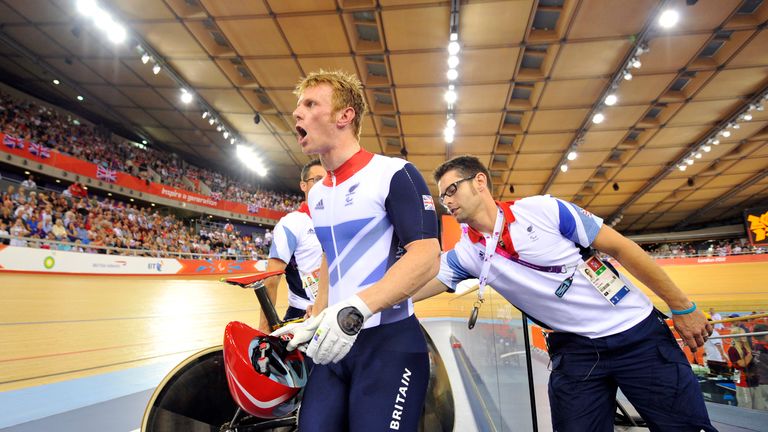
top-left (577, 256), bottom-right (630, 306)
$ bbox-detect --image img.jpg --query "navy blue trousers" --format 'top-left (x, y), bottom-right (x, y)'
top-left (547, 310), bottom-right (717, 432)
top-left (297, 314), bottom-right (429, 432)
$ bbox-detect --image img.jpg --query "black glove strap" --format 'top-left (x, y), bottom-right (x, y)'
top-left (337, 307), bottom-right (364, 335)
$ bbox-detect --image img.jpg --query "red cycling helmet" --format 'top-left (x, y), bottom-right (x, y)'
top-left (223, 321), bottom-right (307, 419)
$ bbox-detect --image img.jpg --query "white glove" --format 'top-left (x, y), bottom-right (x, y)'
top-left (306, 295), bottom-right (373, 364)
top-left (272, 295), bottom-right (373, 364)
top-left (271, 313), bottom-right (324, 352)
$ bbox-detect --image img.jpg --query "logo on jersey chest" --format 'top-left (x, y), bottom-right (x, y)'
top-left (345, 183), bottom-right (360, 206)
top-left (315, 199), bottom-right (324, 210)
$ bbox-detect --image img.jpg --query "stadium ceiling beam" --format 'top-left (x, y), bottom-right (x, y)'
top-left (674, 168), bottom-right (768, 230)
top-left (0, 29), bottom-right (149, 144)
top-left (540, 0), bottom-right (672, 193)
top-left (607, 84), bottom-right (768, 226)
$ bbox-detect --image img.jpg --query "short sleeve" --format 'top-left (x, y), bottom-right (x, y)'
top-left (269, 218), bottom-right (298, 262)
top-left (384, 163), bottom-right (439, 246)
top-left (438, 249), bottom-right (474, 293)
top-left (555, 198), bottom-right (604, 247)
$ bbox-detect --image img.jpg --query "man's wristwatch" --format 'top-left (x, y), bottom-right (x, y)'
top-left (337, 306), bottom-right (364, 335)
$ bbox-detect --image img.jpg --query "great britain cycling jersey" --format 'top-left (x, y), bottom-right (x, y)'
top-left (307, 149), bottom-right (438, 329)
top-left (438, 195), bottom-right (653, 338)
top-left (269, 202), bottom-right (322, 311)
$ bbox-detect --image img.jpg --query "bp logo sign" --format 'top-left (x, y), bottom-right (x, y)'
top-left (43, 256), bottom-right (55, 269)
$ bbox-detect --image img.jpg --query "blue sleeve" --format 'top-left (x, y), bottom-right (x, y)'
top-left (555, 199), bottom-right (603, 247)
top-left (384, 163), bottom-right (439, 246)
top-left (438, 249), bottom-right (473, 292)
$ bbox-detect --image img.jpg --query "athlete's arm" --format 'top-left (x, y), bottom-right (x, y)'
top-left (411, 277), bottom-right (450, 303)
top-left (591, 225), bottom-right (711, 350)
top-left (313, 254), bottom-right (329, 315)
top-left (358, 238), bottom-right (441, 313)
top-left (357, 163), bottom-right (440, 313)
top-left (259, 258), bottom-right (287, 332)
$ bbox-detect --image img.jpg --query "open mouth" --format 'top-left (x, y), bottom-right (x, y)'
top-left (296, 126), bottom-right (307, 140)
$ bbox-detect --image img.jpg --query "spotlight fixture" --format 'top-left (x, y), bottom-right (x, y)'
top-left (703, 145), bottom-right (711, 152)
top-left (152, 64), bottom-right (161, 75)
top-left (743, 113), bottom-right (752, 121)
top-left (560, 164), bottom-right (568, 173)
top-left (223, 131), bottom-right (229, 139)
top-left (592, 113), bottom-right (605, 124)
top-left (721, 130), bottom-right (731, 138)
top-left (694, 152), bottom-right (702, 159)
top-left (685, 159), bottom-right (694, 165)
top-left (658, 9), bottom-right (680, 28)
top-left (209, 118), bottom-right (215, 125)
top-left (141, 53), bottom-right (151, 64)
top-left (630, 58), bottom-right (642, 69)
top-left (76, 95), bottom-right (84, 101)
top-left (448, 41), bottom-right (460, 56)
top-left (444, 88), bottom-right (458, 104)
top-left (142, 139), bottom-right (148, 144)
top-left (604, 94), bottom-right (618, 106)
top-left (52, 79), bottom-right (60, 85)
top-left (202, 111), bottom-right (209, 119)
top-left (447, 55), bottom-right (459, 69)
top-left (567, 151), bottom-right (577, 161)
top-left (678, 165), bottom-right (687, 171)
top-left (446, 69), bottom-right (458, 81)
top-left (180, 89), bottom-right (193, 104)
top-left (623, 70), bottom-right (633, 81)
top-left (446, 118), bottom-right (456, 128)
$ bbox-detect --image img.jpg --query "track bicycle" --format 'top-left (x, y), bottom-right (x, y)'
top-left (141, 270), bottom-right (454, 432)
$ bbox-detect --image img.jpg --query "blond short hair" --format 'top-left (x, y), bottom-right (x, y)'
top-left (294, 70), bottom-right (368, 139)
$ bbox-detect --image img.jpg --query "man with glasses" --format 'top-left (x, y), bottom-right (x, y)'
top-left (259, 159), bottom-right (326, 332)
top-left (415, 155), bottom-right (715, 431)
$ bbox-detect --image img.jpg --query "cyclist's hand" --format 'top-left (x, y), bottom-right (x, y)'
top-left (305, 304), bottom-right (313, 318)
top-left (271, 313), bottom-right (323, 351)
top-left (305, 295), bottom-right (372, 365)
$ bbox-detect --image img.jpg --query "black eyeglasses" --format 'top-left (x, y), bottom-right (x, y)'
top-left (303, 175), bottom-right (324, 184)
top-left (439, 175), bottom-right (476, 203)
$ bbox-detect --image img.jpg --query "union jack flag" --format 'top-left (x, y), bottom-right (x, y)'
top-left (247, 203), bottom-right (259, 214)
top-left (28, 142), bottom-right (51, 158)
top-left (3, 135), bottom-right (24, 149)
top-left (96, 165), bottom-right (117, 182)
top-left (211, 191), bottom-right (222, 201)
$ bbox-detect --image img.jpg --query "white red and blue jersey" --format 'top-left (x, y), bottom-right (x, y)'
top-left (308, 149), bottom-right (438, 329)
top-left (438, 195), bottom-right (653, 338)
top-left (269, 202), bottom-right (323, 310)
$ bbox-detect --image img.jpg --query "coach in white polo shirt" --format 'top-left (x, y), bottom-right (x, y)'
top-left (415, 155), bottom-right (716, 431)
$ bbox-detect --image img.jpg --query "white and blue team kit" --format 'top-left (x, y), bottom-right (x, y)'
top-left (268, 202), bottom-right (322, 320)
top-left (439, 195), bottom-right (653, 337)
top-left (439, 195), bottom-right (715, 432)
top-left (299, 149), bottom-right (438, 432)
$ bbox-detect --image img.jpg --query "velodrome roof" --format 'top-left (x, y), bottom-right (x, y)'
top-left (0, 0), bottom-right (766, 233)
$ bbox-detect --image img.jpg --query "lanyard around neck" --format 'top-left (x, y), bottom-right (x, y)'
top-left (476, 206), bottom-right (505, 302)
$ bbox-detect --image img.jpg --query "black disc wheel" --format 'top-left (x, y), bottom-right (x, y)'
top-left (141, 346), bottom-right (296, 432)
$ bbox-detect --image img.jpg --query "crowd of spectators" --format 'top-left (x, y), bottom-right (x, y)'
top-left (641, 238), bottom-right (765, 258)
top-left (0, 182), bottom-right (272, 259)
top-left (0, 90), bottom-right (302, 212)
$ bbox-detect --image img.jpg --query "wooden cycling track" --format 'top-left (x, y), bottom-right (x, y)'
top-left (1, 259), bottom-right (766, 393)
